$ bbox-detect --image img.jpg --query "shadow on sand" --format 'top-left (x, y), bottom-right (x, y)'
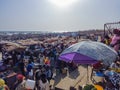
top-left (68, 68), bottom-right (80, 79)
top-left (53, 68), bottom-right (80, 89)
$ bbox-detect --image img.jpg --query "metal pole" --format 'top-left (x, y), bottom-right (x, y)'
top-left (104, 24), bottom-right (106, 37)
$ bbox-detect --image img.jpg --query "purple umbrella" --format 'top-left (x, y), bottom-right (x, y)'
top-left (59, 52), bottom-right (98, 64)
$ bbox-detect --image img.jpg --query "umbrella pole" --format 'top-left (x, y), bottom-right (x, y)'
top-left (86, 64), bottom-right (89, 84)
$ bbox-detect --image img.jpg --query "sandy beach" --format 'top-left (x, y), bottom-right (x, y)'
top-left (50, 65), bottom-right (103, 90)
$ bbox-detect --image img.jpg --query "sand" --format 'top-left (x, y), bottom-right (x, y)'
top-left (50, 65), bottom-right (103, 90)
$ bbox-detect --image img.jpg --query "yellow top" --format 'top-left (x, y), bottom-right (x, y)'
top-left (109, 68), bottom-right (120, 73)
top-left (0, 79), bottom-right (5, 87)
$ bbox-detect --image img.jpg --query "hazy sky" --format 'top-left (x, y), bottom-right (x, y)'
top-left (0, 0), bottom-right (120, 32)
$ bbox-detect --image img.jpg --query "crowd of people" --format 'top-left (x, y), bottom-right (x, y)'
top-left (0, 37), bottom-right (78, 90)
top-left (0, 29), bottom-right (120, 90)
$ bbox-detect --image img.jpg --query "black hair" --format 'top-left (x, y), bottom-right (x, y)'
top-left (104, 35), bottom-right (110, 39)
top-left (28, 60), bottom-right (32, 64)
top-left (40, 74), bottom-right (47, 83)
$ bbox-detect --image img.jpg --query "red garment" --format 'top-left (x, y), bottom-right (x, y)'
top-left (17, 74), bottom-right (24, 81)
top-left (92, 62), bottom-right (102, 69)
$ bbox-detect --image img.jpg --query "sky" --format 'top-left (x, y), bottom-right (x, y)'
top-left (0, 0), bottom-right (120, 32)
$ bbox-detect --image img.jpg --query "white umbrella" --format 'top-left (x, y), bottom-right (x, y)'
top-left (59, 40), bottom-right (118, 66)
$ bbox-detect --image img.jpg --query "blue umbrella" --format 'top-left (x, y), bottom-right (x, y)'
top-left (59, 40), bottom-right (118, 66)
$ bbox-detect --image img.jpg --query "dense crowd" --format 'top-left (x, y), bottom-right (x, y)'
top-left (0, 38), bottom-right (78, 90)
top-left (0, 29), bottom-right (120, 90)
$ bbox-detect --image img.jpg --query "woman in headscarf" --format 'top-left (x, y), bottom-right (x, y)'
top-left (111, 29), bottom-right (120, 52)
top-left (13, 74), bottom-right (26, 90)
